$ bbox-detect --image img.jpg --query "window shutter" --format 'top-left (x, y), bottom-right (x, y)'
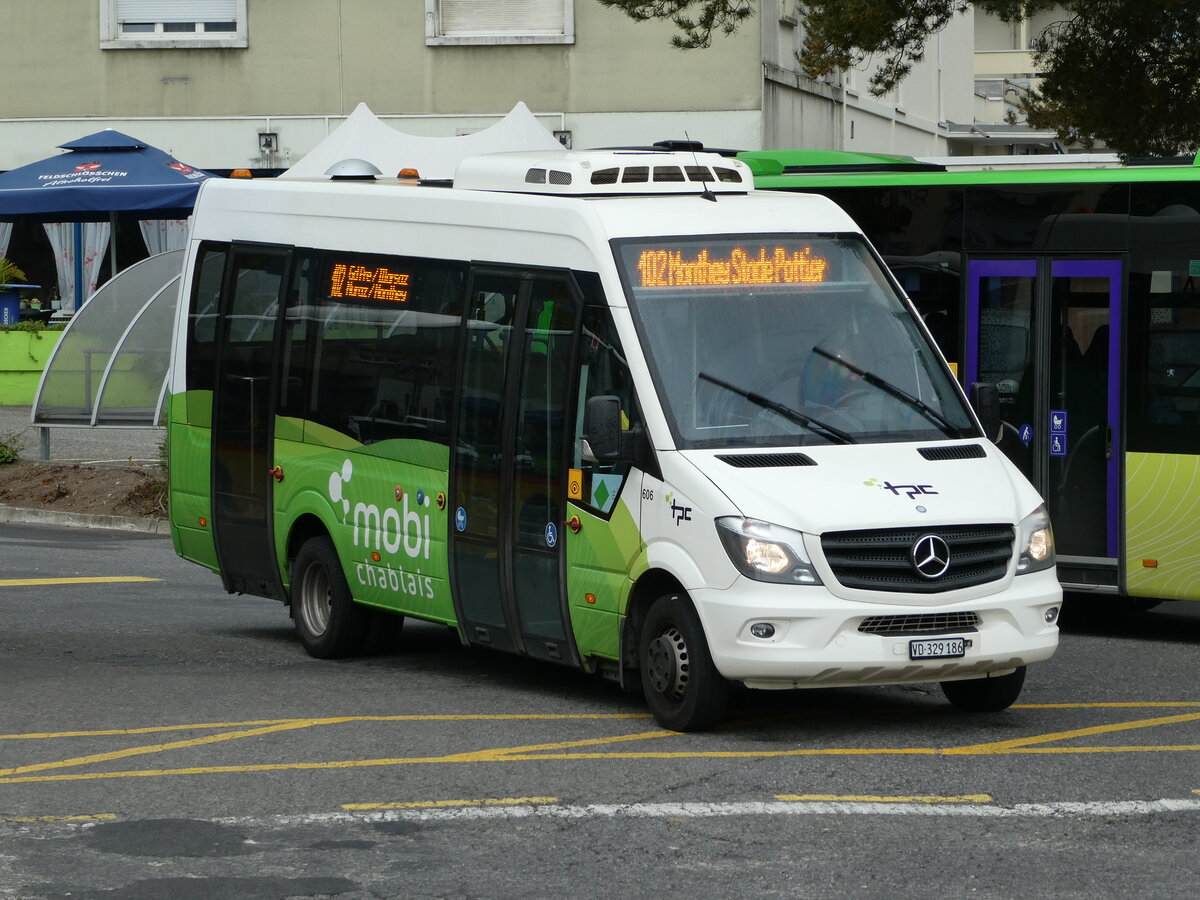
top-left (116, 0), bottom-right (237, 23)
top-left (439, 0), bottom-right (566, 36)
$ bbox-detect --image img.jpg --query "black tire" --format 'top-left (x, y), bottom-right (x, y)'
top-left (638, 594), bottom-right (729, 732)
top-left (290, 536), bottom-right (371, 658)
top-left (940, 666), bottom-right (1026, 712)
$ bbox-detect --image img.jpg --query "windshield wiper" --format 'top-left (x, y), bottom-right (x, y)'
top-left (810, 346), bottom-right (958, 435)
top-left (698, 372), bottom-right (856, 445)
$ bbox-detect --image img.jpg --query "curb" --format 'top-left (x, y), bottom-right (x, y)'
top-left (0, 505), bottom-right (169, 535)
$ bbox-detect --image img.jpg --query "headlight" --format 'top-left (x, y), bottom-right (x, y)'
top-left (715, 517), bottom-right (822, 585)
top-left (1016, 504), bottom-right (1055, 574)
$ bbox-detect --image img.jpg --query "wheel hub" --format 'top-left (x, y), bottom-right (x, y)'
top-left (298, 561), bottom-right (332, 637)
top-left (646, 626), bottom-right (690, 701)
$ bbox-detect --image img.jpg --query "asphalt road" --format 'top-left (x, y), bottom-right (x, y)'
top-left (2, 522), bottom-right (1199, 898)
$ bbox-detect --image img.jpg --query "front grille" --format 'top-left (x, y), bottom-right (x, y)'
top-left (858, 611), bottom-right (981, 635)
top-left (821, 524), bottom-right (1014, 593)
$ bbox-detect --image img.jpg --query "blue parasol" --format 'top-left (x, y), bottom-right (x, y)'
top-left (0, 129), bottom-right (211, 308)
top-left (0, 129), bottom-right (211, 220)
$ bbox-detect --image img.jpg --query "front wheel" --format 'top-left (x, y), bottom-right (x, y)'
top-left (940, 666), bottom-right (1026, 712)
top-left (638, 594), bottom-right (729, 732)
top-left (290, 536), bottom-right (370, 659)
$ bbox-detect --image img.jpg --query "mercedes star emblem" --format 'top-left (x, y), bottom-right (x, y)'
top-left (911, 533), bottom-right (951, 579)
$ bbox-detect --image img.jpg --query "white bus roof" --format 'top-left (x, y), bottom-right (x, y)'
top-left (188, 150), bottom-right (863, 264)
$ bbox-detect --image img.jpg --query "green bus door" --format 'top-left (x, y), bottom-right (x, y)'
top-left (210, 244), bottom-right (290, 600)
top-left (450, 270), bottom-right (583, 665)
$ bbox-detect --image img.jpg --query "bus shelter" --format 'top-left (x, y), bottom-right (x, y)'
top-left (30, 250), bottom-right (183, 456)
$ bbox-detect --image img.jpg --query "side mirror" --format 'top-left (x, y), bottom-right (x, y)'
top-left (969, 382), bottom-right (1002, 443)
top-left (584, 395), bottom-right (622, 461)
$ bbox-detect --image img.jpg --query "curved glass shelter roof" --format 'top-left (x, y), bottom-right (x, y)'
top-left (32, 250), bottom-right (182, 427)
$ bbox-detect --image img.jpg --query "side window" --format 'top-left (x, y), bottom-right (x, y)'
top-left (1127, 264), bottom-right (1200, 454)
top-left (184, 242), bottom-right (227, 418)
top-left (575, 302), bottom-right (639, 516)
top-left (299, 252), bottom-right (465, 449)
top-left (100, 0), bottom-right (248, 49)
top-left (425, 0), bottom-right (575, 46)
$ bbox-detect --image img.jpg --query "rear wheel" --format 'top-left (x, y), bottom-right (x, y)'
top-left (291, 536), bottom-right (370, 658)
top-left (940, 666), bottom-right (1026, 712)
top-left (638, 594), bottom-right (729, 732)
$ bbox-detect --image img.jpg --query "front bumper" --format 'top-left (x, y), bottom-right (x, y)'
top-left (691, 567), bottom-right (1061, 689)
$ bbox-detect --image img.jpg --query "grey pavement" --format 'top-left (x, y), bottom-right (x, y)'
top-left (0, 404), bottom-right (163, 466)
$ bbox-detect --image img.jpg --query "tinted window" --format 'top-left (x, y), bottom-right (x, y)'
top-left (822, 186), bottom-right (964, 259)
top-left (288, 251), bottom-right (465, 448)
top-left (576, 298), bottom-right (639, 516)
top-left (184, 242), bottom-right (228, 402)
top-left (965, 183), bottom-right (1129, 251)
top-left (1127, 260), bottom-right (1200, 454)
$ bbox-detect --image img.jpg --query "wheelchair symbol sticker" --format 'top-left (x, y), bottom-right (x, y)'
top-left (545, 522), bottom-right (558, 548)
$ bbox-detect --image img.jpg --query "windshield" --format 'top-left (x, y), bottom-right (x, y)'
top-left (617, 235), bottom-right (976, 448)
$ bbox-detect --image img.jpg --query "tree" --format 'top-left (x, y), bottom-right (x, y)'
top-left (600, 0), bottom-right (1200, 159)
top-left (596, 1), bottom-right (755, 49)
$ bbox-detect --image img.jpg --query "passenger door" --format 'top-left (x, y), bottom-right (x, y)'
top-left (964, 257), bottom-right (1122, 585)
top-left (210, 244), bottom-right (290, 599)
top-left (449, 269), bottom-right (582, 665)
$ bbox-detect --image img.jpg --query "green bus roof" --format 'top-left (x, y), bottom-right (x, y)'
top-left (739, 149), bottom-right (1200, 188)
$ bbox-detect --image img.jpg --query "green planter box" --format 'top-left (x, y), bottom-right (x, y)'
top-left (0, 329), bottom-right (63, 405)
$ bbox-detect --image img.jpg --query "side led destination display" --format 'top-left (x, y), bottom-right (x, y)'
top-left (636, 246), bottom-right (829, 288)
top-left (328, 262), bottom-right (411, 302)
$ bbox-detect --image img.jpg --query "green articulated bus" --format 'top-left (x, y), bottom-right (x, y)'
top-left (167, 148), bottom-right (1061, 730)
top-left (742, 149), bottom-right (1200, 607)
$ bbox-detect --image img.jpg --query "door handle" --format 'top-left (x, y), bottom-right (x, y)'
top-left (269, 465), bottom-right (284, 482)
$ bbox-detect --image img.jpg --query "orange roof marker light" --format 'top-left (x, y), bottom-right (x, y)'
top-left (397, 168), bottom-right (421, 183)
top-left (230, 169), bottom-right (253, 179)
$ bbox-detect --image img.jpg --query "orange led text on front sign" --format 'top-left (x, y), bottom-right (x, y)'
top-left (329, 263), bottom-right (411, 302)
top-left (636, 247), bottom-right (828, 288)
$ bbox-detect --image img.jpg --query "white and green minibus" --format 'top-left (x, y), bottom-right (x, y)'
top-left (167, 149), bottom-right (1060, 731)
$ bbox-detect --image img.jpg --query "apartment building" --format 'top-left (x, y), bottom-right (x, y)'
top-left (0, 0), bottom-right (1003, 173)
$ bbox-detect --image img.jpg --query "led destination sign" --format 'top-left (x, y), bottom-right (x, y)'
top-left (328, 262), bottom-right (411, 302)
top-left (636, 246), bottom-right (828, 288)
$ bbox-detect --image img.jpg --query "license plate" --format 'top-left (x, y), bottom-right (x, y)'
top-left (909, 637), bottom-right (966, 660)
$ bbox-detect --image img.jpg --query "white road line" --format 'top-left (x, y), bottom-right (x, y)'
top-left (9, 798), bottom-right (1200, 833)
top-left (224, 797), bottom-right (1200, 827)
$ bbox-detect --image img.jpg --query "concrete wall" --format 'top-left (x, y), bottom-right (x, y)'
top-left (0, 1), bottom-right (765, 168)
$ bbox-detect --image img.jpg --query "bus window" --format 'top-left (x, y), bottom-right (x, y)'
top-left (1128, 266), bottom-right (1200, 454)
top-left (300, 252), bottom-right (464, 448)
top-left (617, 235), bottom-right (975, 449)
top-left (183, 242), bottom-right (228, 422)
top-left (576, 302), bottom-right (638, 516)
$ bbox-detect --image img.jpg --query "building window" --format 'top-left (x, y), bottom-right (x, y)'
top-left (425, 0), bottom-right (574, 46)
top-left (100, 0), bottom-right (248, 49)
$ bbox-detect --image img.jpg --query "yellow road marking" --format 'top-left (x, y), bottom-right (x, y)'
top-left (0, 713), bottom-right (651, 742)
top-left (947, 711), bottom-right (1200, 755)
top-left (777, 794), bottom-right (992, 803)
top-left (1017, 702), bottom-right (1200, 709)
top-left (0, 576), bottom-right (161, 587)
top-left (3, 705), bottom-right (1200, 787)
top-left (0, 721), bottom-right (323, 778)
top-left (0, 814), bottom-right (116, 823)
top-left (344, 796), bottom-right (557, 811)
